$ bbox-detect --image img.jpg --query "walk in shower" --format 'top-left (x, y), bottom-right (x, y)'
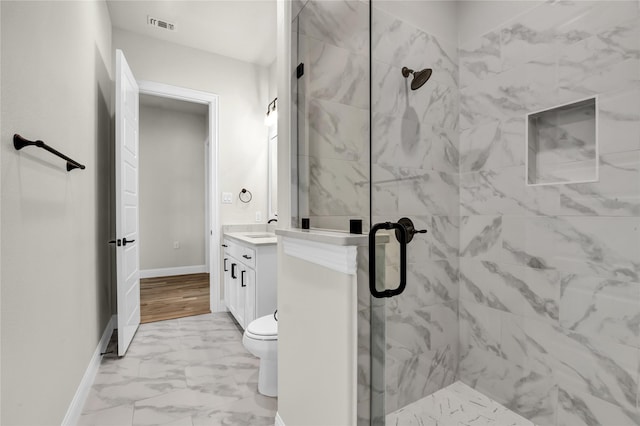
top-left (293, 1), bottom-right (640, 424)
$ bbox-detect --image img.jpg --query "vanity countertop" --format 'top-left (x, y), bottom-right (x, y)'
top-left (224, 232), bottom-right (277, 246)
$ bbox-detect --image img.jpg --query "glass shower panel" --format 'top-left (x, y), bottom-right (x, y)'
top-left (294, 0), bottom-right (370, 232)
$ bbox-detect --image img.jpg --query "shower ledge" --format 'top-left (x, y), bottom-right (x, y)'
top-left (275, 228), bottom-right (369, 246)
top-left (275, 228), bottom-right (388, 275)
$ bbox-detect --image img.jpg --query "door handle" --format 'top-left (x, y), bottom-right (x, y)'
top-left (108, 239), bottom-right (122, 247)
top-left (241, 270), bottom-right (246, 287)
top-left (224, 258), bottom-right (228, 272)
top-left (231, 263), bottom-right (237, 279)
top-left (222, 244), bottom-right (228, 247)
top-left (123, 238), bottom-right (135, 246)
top-left (369, 221), bottom-right (407, 298)
top-left (242, 254), bottom-right (252, 260)
top-left (369, 218), bottom-right (427, 298)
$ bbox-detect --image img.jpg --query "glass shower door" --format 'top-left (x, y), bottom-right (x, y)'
top-left (368, 1), bottom-right (460, 423)
top-left (369, 1), bottom-right (640, 425)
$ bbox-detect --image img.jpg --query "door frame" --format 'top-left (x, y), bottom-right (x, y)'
top-left (137, 80), bottom-right (222, 313)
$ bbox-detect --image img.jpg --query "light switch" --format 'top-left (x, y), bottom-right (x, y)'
top-left (222, 192), bottom-right (233, 204)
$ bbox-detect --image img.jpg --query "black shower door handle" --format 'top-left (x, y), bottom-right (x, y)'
top-left (369, 221), bottom-right (407, 298)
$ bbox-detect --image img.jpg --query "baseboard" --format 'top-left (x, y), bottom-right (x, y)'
top-left (61, 315), bottom-right (116, 426)
top-left (275, 412), bottom-right (285, 426)
top-left (140, 265), bottom-right (207, 279)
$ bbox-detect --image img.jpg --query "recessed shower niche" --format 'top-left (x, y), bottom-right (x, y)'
top-left (526, 97), bottom-right (598, 186)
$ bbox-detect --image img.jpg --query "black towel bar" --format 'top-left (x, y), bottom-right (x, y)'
top-left (13, 134), bottom-right (86, 171)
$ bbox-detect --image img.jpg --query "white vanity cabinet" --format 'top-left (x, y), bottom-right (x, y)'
top-left (222, 234), bottom-right (276, 329)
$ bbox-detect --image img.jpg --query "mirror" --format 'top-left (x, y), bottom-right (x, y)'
top-left (268, 127), bottom-right (278, 221)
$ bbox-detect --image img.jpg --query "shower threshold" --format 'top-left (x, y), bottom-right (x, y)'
top-left (386, 381), bottom-right (535, 426)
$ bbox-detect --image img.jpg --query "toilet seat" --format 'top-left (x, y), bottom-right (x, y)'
top-left (245, 314), bottom-right (277, 340)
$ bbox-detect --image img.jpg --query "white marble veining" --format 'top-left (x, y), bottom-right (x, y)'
top-left (459, 31), bottom-right (501, 89)
top-left (308, 155), bottom-right (368, 216)
top-left (458, 3), bottom-right (640, 425)
top-left (460, 117), bottom-right (525, 173)
top-left (558, 151), bottom-right (640, 216)
top-left (306, 36), bottom-right (369, 110)
top-left (460, 258), bottom-right (561, 324)
top-left (299, 0), bottom-right (368, 56)
top-left (78, 314), bottom-right (276, 426)
top-left (304, 98), bottom-right (369, 162)
top-left (384, 300), bottom-right (458, 413)
top-left (559, 275), bottom-right (640, 348)
top-left (598, 88), bottom-right (640, 155)
top-left (397, 168), bottom-right (459, 217)
top-left (387, 381), bottom-right (535, 426)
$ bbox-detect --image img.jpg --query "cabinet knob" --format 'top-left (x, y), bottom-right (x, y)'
top-left (243, 254), bottom-right (252, 260)
top-left (222, 244), bottom-right (228, 247)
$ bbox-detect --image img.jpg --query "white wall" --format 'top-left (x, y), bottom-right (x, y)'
top-left (1, 1), bottom-right (113, 424)
top-left (276, 241), bottom-right (358, 425)
top-left (268, 60), bottom-right (277, 102)
top-left (0, 3), bottom-right (3, 419)
top-left (113, 29), bottom-right (270, 227)
top-left (277, 0), bottom-right (292, 229)
top-left (139, 104), bottom-right (206, 270)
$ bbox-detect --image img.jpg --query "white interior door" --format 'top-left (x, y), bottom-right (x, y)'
top-left (115, 49), bottom-right (141, 356)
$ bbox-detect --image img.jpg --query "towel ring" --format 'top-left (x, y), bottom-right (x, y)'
top-left (239, 188), bottom-right (252, 203)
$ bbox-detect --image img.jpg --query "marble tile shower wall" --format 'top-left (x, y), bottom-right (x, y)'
top-left (297, 0), bottom-right (370, 231)
top-left (457, 1), bottom-right (640, 425)
top-left (370, 6), bottom-right (460, 415)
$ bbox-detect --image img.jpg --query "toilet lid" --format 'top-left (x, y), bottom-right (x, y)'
top-left (247, 314), bottom-right (278, 337)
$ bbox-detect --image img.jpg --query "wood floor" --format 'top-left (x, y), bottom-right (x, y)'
top-left (140, 273), bottom-right (211, 324)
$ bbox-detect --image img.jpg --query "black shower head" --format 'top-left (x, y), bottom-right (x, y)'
top-left (401, 66), bottom-right (433, 90)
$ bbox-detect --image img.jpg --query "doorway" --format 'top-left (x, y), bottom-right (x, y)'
top-left (137, 81), bottom-right (220, 323)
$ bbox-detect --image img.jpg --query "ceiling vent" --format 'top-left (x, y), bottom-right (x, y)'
top-left (147, 16), bottom-right (176, 31)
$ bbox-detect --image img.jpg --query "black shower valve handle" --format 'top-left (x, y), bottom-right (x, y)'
top-left (395, 217), bottom-right (427, 244)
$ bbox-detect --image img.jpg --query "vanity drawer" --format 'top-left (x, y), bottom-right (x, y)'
top-left (225, 239), bottom-right (255, 269)
top-left (238, 246), bottom-right (255, 269)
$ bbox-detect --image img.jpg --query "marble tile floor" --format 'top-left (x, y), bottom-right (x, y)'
top-left (79, 313), bottom-right (277, 426)
top-left (387, 381), bottom-right (535, 426)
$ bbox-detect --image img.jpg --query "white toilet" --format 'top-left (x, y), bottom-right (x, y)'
top-left (243, 314), bottom-right (278, 397)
